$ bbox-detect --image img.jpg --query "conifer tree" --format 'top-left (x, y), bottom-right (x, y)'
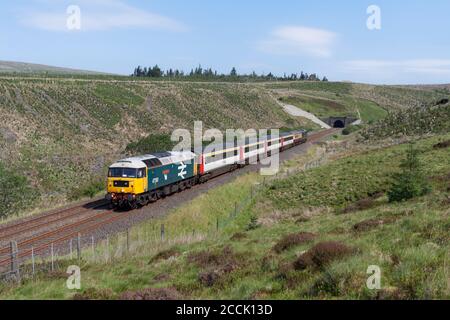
top-left (388, 144), bottom-right (431, 202)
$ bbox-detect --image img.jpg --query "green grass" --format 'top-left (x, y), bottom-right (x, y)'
top-left (267, 81), bottom-right (353, 95)
top-left (93, 83), bottom-right (145, 107)
top-left (2, 133), bottom-right (449, 300)
top-left (356, 99), bottom-right (388, 123)
top-left (266, 136), bottom-right (449, 210)
top-left (279, 95), bottom-right (349, 118)
top-left (277, 93), bottom-right (388, 124)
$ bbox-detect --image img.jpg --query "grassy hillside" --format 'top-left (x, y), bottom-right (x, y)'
top-left (2, 132), bottom-right (448, 299)
top-left (277, 94), bottom-right (387, 123)
top-left (267, 81), bottom-right (446, 125)
top-left (361, 102), bottom-right (450, 140)
top-left (265, 81), bottom-right (446, 111)
top-left (0, 78), bottom-right (312, 216)
top-left (0, 76), bottom-right (448, 218)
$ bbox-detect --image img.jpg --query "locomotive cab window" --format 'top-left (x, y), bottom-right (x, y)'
top-left (108, 168), bottom-right (137, 178)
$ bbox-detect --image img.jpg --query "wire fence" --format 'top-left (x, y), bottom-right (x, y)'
top-left (0, 178), bottom-right (267, 285)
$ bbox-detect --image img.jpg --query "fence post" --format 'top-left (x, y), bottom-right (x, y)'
top-left (69, 239), bottom-right (73, 259)
top-left (50, 243), bottom-right (54, 271)
top-left (106, 235), bottom-right (110, 263)
top-left (91, 235), bottom-right (95, 260)
top-left (161, 224), bottom-right (165, 241)
top-left (9, 241), bottom-right (20, 281)
top-left (234, 202), bottom-right (237, 217)
top-left (77, 233), bottom-right (81, 262)
top-left (31, 246), bottom-right (35, 276)
top-left (126, 229), bottom-right (130, 253)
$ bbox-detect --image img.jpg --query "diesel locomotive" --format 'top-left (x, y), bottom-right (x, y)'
top-left (106, 130), bottom-right (308, 208)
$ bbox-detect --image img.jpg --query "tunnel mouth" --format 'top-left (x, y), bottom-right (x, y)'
top-left (333, 120), bottom-right (345, 128)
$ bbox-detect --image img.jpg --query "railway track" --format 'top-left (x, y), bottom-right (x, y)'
top-left (0, 209), bottom-right (129, 268)
top-left (308, 128), bottom-right (339, 142)
top-left (0, 199), bottom-right (108, 244)
top-left (0, 128), bottom-right (338, 269)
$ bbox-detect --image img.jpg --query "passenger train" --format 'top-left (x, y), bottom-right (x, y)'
top-left (106, 130), bottom-right (308, 208)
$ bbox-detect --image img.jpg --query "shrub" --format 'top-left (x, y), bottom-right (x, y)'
top-left (126, 134), bottom-right (176, 155)
top-left (119, 288), bottom-right (182, 300)
top-left (148, 248), bottom-right (180, 264)
top-left (361, 103), bottom-right (450, 140)
top-left (69, 179), bottom-right (104, 200)
top-left (187, 246), bottom-right (241, 287)
top-left (0, 163), bottom-right (36, 218)
top-left (273, 232), bottom-right (316, 253)
top-left (352, 218), bottom-right (385, 232)
top-left (341, 194), bottom-right (383, 214)
top-left (83, 181), bottom-right (104, 198)
top-left (246, 215), bottom-right (260, 231)
top-left (187, 246), bottom-right (238, 269)
top-left (73, 288), bottom-right (115, 300)
top-left (342, 125), bottom-right (362, 136)
top-left (433, 140), bottom-right (450, 149)
top-left (293, 241), bottom-right (355, 270)
top-left (388, 144), bottom-right (431, 202)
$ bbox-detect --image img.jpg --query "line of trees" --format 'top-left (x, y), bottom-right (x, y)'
top-left (132, 65), bottom-right (328, 82)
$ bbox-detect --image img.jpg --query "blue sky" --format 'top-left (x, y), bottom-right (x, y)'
top-left (1, 0), bottom-right (450, 84)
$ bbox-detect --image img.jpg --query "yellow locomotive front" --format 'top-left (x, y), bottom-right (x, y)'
top-left (106, 159), bottom-right (148, 208)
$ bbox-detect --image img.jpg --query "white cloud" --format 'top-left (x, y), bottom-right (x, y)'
top-left (19, 0), bottom-right (186, 32)
top-left (258, 26), bottom-right (337, 58)
top-left (344, 59), bottom-right (450, 76)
